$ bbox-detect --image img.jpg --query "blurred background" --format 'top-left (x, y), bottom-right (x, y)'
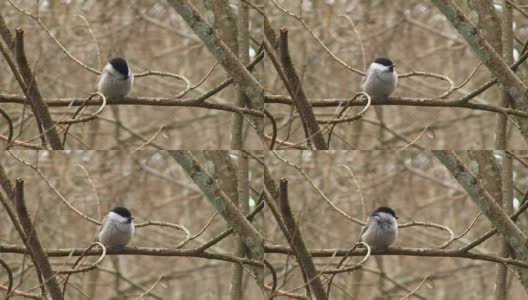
top-left (2, 150), bottom-right (528, 299)
top-left (1, 1), bottom-right (528, 149)
top-left (264, 150), bottom-right (528, 299)
top-left (263, 0), bottom-right (528, 149)
top-left (0, 150), bottom-right (265, 299)
top-left (0, 0), bottom-right (265, 149)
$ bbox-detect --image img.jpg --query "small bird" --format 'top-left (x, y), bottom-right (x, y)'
top-left (98, 207), bottom-right (135, 248)
top-left (359, 206), bottom-right (398, 249)
top-left (97, 57), bottom-right (134, 99)
top-left (362, 57), bottom-right (398, 100)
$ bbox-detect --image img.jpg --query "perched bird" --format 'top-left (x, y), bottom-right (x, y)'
top-left (359, 206), bottom-right (398, 249)
top-left (362, 57), bottom-right (398, 100)
top-left (97, 57), bottom-right (134, 99)
top-left (98, 207), bottom-right (135, 248)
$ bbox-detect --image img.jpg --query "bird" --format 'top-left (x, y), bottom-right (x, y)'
top-left (359, 206), bottom-right (398, 249)
top-left (98, 207), bottom-right (135, 248)
top-left (97, 57), bottom-right (134, 99)
top-left (361, 57), bottom-right (398, 100)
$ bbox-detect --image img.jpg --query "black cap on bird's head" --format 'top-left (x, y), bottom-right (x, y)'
top-left (109, 57), bottom-right (130, 79)
top-left (111, 207), bottom-right (133, 221)
top-left (373, 206), bottom-right (398, 219)
top-left (374, 57), bottom-right (395, 71)
top-left (374, 57), bottom-right (394, 67)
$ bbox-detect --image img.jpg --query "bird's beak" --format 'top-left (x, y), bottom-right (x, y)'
top-left (395, 216), bottom-right (399, 219)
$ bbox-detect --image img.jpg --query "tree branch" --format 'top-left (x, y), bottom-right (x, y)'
top-left (278, 178), bottom-right (328, 300)
top-left (167, 150), bottom-right (264, 261)
top-left (165, 0), bottom-right (264, 111)
top-left (433, 151), bottom-right (528, 263)
top-left (430, 0), bottom-right (528, 141)
top-left (278, 29), bottom-right (328, 149)
top-left (14, 178), bottom-right (64, 300)
top-left (13, 28), bottom-right (63, 149)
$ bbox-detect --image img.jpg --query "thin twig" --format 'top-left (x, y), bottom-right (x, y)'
top-left (133, 276), bottom-right (164, 300)
top-left (0, 107), bottom-right (14, 149)
top-left (135, 220), bottom-right (191, 248)
top-left (0, 258), bottom-right (13, 299)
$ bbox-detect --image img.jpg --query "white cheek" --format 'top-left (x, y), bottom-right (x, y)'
top-left (109, 212), bottom-right (129, 222)
top-left (106, 65), bottom-right (124, 78)
top-left (370, 63), bottom-right (387, 72)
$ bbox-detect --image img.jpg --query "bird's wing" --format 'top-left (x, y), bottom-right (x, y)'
top-left (362, 66), bottom-right (372, 84)
top-left (99, 215), bottom-right (108, 233)
top-left (358, 218), bottom-right (370, 241)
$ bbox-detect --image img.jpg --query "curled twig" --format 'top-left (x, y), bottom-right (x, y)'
top-left (58, 92), bottom-right (107, 125)
top-left (399, 71), bottom-right (455, 99)
top-left (61, 242), bottom-right (106, 296)
top-left (324, 92), bottom-right (371, 146)
top-left (325, 242), bottom-right (371, 298)
top-left (59, 243), bottom-right (106, 275)
top-left (399, 221), bottom-right (455, 249)
top-left (136, 221), bottom-right (191, 248)
top-left (134, 71), bottom-right (191, 98)
top-left (60, 92), bottom-right (107, 147)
